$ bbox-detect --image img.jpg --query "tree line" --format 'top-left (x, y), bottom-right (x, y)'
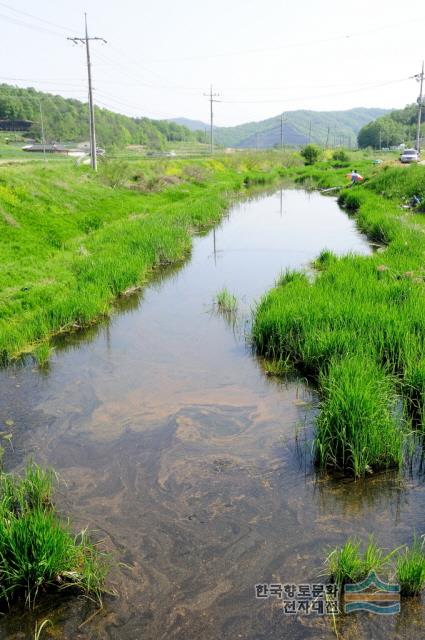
top-left (357, 104), bottom-right (424, 149)
top-left (0, 84), bottom-right (204, 149)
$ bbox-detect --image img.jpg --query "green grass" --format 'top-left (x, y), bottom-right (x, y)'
top-left (0, 153), bottom-right (293, 362)
top-left (315, 356), bottom-right (403, 476)
top-left (215, 288), bottom-right (238, 313)
top-left (326, 536), bottom-right (425, 598)
top-left (253, 161), bottom-right (425, 477)
top-left (396, 538), bottom-right (425, 596)
top-left (0, 462), bottom-right (107, 608)
top-left (261, 357), bottom-right (293, 377)
top-left (325, 537), bottom-right (397, 590)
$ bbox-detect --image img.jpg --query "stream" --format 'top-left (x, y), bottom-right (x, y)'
top-left (1, 187), bottom-right (424, 639)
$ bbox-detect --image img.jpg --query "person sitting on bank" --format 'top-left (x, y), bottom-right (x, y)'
top-left (346, 169), bottom-right (364, 186)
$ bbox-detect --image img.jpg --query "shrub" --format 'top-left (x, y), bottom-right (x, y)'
top-left (98, 158), bottom-right (130, 188)
top-left (332, 150), bottom-right (350, 163)
top-left (300, 144), bottom-right (321, 166)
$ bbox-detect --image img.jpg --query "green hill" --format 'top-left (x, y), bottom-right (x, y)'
top-left (171, 108), bottom-right (389, 148)
top-left (215, 108), bottom-right (390, 148)
top-left (0, 84), bottom-right (202, 150)
top-left (357, 104), bottom-right (424, 148)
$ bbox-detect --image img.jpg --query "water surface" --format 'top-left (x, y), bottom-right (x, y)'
top-left (1, 189), bottom-right (424, 639)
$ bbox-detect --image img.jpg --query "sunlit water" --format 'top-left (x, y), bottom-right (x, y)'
top-left (1, 188), bottom-right (424, 639)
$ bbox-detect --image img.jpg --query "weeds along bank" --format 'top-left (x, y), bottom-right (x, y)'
top-left (0, 153), bottom-right (291, 362)
top-left (253, 164), bottom-right (425, 478)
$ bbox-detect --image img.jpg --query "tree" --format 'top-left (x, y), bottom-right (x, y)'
top-left (300, 144), bottom-right (320, 165)
top-left (357, 117), bottom-right (405, 149)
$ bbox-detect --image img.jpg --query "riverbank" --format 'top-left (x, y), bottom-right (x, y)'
top-left (253, 163), bottom-right (425, 477)
top-left (0, 154), bottom-right (294, 363)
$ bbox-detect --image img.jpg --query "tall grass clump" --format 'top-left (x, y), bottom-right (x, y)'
top-left (403, 358), bottom-right (425, 428)
top-left (325, 536), bottom-right (425, 598)
top-left (0, 462), bottom-right (107, 608)
top-left (215, 288), bottom-right (238, 313)
top-left (315, 356), bottom-right (403, 477)
top-left (325, 537), bottom-right (396, 590)
top-left (396, 538), bottom-right (425, 596)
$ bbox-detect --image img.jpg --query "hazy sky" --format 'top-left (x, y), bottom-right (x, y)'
top-left (1, 0), bottom-right (424, 126)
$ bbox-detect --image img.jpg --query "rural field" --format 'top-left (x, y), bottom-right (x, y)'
top-left (1, 146), bottom-right (425, 639)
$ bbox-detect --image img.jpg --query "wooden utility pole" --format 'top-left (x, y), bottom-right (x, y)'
top-left (68, 15), bottom-right (106, 170)
top-left (325, 126), bottom-right (330, 149)
top-left (203, 85), bottom-right (220, 154)
top-left (414, 61), bottom-right (424, 153)
top-left (280, 114), bottom-right (285, 149)
top-left (38, 99), bottom-right (46, 163)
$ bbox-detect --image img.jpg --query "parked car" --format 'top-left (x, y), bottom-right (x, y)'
top-left (400, 148), bottom-right (420, 163)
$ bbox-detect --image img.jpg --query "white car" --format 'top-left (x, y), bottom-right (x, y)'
top-left (400, 148), bottom-right (419, 163)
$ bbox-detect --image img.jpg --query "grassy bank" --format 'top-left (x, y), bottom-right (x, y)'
top-left (253, 163), bottom-right (425, 477)
top-left (0, 153), bottom-right (293, 362)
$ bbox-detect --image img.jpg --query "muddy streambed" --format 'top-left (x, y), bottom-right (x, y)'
top-left (1, 188), bottom-right (424, 639)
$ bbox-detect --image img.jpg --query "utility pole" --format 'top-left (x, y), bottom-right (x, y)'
top-left (308, 119), bottom-right (312, 144)
top-left (255, 131), bottom-right (259, 150)
top-left (414, 61), bottom-right (424, 153)
top-left (203, 85), bottom-right (220, 154)
top-left (38, 99), bottom-right (46, 163)
top-left (325, 126), bottom-right (330, 149)
top-left (280, 114), bottom-right (285, 149)
top-left (68, 15), bottom-right (106, 170)
top-left (379, 128), bottom-right (382, 151)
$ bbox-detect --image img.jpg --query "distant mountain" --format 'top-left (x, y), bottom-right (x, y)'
top-left (170, 117), bottom-right (209, 132)
top-left (170, 108), bottom-right (390, 148)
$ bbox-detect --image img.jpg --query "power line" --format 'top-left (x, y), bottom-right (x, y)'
top-left (94, 95), bottom-right (177, 119)
top-left (0, 1), bottom-right (78, 33)
top-left (0, 12), bottom-right (65, 37)
top-left (0, 76), bottom-right (86, 86)
top-left (219, 77), bottom-right (411, 104)
top-left (142, 16), bottom-right (425, 64)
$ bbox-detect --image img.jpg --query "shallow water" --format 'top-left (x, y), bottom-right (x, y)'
top-left (1, 188), bottom-right (424, 639)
